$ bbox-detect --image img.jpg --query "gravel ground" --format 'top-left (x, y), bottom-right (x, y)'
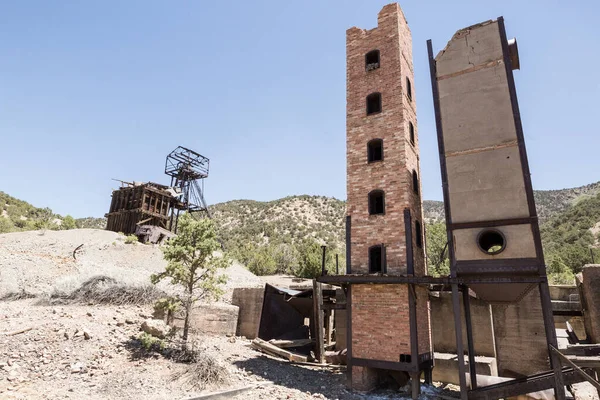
top-left (0, 229), bottom-right (456, 400)
top-left (0, 300), bottom-right (454, 400)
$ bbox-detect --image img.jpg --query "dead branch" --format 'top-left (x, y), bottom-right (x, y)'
top-left (1, 327), bottom-right (33, 336)
top-left (73, 244), bottom-right (84, 260)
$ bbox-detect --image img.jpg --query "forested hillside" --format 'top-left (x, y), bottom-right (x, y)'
top-left (3, 181), bottom-right (599, 282)
top-left (0, 191), bottom-right (102, 232)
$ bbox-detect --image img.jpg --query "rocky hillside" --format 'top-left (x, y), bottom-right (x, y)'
top-left (535, 182), bottom-right (600, 220)
top-left (3, 181), bottom-right (599, 263)
top-left (0, 191), bottom-right (106, 232)
top-left (210, 182), bottom-right (600, 246)
top-left (422, 182), bottom-right (600, 223)
top-left (210, 195), bottom-right (346, 251)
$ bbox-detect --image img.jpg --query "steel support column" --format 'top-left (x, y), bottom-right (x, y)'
top-left (452, 284), bottom-right (468, 400)
top-left (539, 282), bottom-right (566, 400)
top-left (462, 286), bottom-right (477, 390)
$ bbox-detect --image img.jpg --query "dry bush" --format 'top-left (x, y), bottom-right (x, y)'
top-left (0, 290), bottom-right (36, 301)
top-left (169, 338), bottom-right (230, 389)
top-left (171, 351), bottom-right (230, 389)
top-left (50, 275), bottom-right (165, 305)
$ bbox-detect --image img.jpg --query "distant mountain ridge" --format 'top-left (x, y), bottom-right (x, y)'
top-left (422, 181), bottom-right (600, 222)
top-left (2, 181), bottom-right (599, 242)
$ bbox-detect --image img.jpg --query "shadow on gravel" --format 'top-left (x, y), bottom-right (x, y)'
top-left (234, 355), bottom-right (361, 399)
top-left (122, 336), bottom-right (231, 390)
top-left (122, 336), bottom-right (166, 361)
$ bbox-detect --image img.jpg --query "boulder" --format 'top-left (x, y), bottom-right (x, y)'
top-left (141, 318), bottom-right (171, 339)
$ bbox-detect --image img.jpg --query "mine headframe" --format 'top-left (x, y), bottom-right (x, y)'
top-left (165, 146), bottom-right (211, 232)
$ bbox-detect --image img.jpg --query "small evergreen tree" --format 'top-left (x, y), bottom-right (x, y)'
top-left (425, 222), bottom-right (450, 277)
top-left (294, 240), bottom-right (338, 278)
top-left (0, 218), bottom-right (14, 234)
top-left (151, 214), bottom-right (230, 346)
top-left (61, 215), bottom-right (77, 230)
top-left (246, 244), bottom-right (278, 276)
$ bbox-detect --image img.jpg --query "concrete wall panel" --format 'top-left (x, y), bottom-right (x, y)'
top-left (429, 292), bottom-right (496, 357)
top-left (454, 224), bottom-right (537, 261)
top-left (446, 146), bottom-right (530, 223)
top-left (439, 65), bottom-right (515, 153)
top-left (435, 21), bottom-right (503, 77)
top-left (492, 289), bottom-right (549, 376)
top-left (232, 287), bottom-right (264, 339)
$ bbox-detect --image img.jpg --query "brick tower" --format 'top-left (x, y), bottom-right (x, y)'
top-left (344, 3), bottom-right (432, 394)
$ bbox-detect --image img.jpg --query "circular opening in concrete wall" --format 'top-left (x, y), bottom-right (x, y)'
top-left (477, 229), bottom-right (506, 255)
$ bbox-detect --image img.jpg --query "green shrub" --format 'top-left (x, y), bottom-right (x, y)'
top-left (139, 332), bottom-right (166, 351)
top-left (61, 215), bottom-right (77, 230)
top-left (124, 234), bottom-right (139, 244)
top-left (246, 245), bottom-right (278, 276)
top-left (0, 218), bottom-right (14, 234)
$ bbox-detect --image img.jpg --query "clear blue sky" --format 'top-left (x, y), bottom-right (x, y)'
top-left (1, 1), bottom-right (598, 218)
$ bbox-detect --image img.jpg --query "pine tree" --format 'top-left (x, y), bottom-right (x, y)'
top-left (151, 214), bottom-right (230, 346)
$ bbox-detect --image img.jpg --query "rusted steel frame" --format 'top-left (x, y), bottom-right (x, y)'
top-left (550, 345), bottom-right (600, 391)
top-left (448, 217), bottom-right (537, 230)
top-left (346, 284), bottom-right (352, 387)
top-left (497, 17), bottom-right (545, 267)
top-left (455, 259), bottom-right (540, 275)
top-left (468, 367), bottom-right (586, 400)
top-left (408, 282), bottom-right (420, 399)
top-left (313, 280), bottom-right (325, 363)
top-left (345, 216), bottom-right (351, 274)
top-left (462, 285), bottom-right (477, 389)
top-left (539, 282), bottom-right (566, 399)
top-left (452, 284), bottom-right (468, 400)
top-left (426, 39), bottom-right (457, 278)
top-left (405, 208), bottom-right (414, 275)
top-left (317, 274), bottom-right (543, 285)
top-left (351, 356), bottom-right (433, 373)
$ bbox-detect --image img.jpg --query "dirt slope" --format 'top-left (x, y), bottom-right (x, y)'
top-left (0, 229), bottom-right (262, 300)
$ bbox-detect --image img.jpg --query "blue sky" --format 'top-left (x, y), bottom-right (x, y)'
top-left (1, 1), bottom-right (598, 218)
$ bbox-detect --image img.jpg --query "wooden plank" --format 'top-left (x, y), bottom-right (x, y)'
top-left (251, 338), bottom-right (307, 362)
top-left (268, 339), bottom-right (314, 348)
top-left (313, 280), bottom-right (324, 363)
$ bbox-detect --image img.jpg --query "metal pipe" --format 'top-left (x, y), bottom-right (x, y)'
top-left (321, 245), bottom-right (327, 276)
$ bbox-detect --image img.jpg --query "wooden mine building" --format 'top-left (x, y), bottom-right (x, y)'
top-left (105, 182), bottom-right (179, 234)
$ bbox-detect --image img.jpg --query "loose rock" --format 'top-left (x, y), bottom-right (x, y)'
top-left (140, 319), bottom-right (170, 339)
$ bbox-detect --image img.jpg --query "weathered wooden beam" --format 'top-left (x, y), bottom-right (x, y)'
top-left (250, 338), bottom-right (307, 362)
top-left (268, 338), bottom-right (314, 348)
top-left (313, 280), bottom-right (325, 363)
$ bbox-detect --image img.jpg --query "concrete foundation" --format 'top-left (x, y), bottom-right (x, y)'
top-left (581, 265), bottom-right (600, 342)
top-left (232, 287), bottom-right (264, 339)
top-left (163, 303), bottom-right (239, 336)
top-left (492, 289), bottom-right (549, 377)
top-left (432, 352), bottom-right (497, 385)
top-left (430, 292), bottom-right (495, 357)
